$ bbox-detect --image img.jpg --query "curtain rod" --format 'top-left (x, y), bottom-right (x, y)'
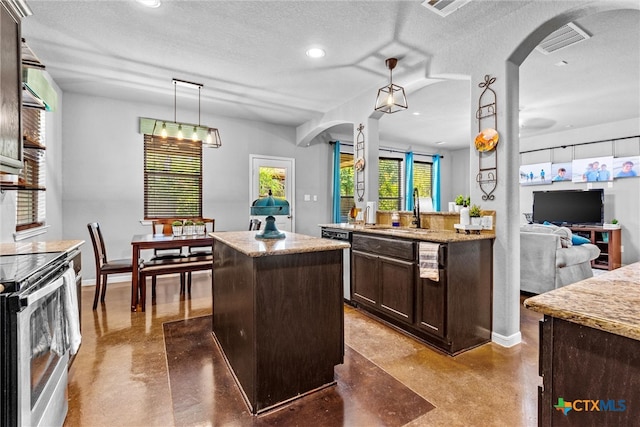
top-left (332, 141), bottom-right (444, 158)
top-left (519, 134), bottom-right (639, 154)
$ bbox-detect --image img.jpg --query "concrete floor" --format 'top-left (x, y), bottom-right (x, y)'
top-left (65, 273), bottom-right (541, 426)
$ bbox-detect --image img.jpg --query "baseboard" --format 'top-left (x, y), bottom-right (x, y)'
top-left (491, 331), bottom-right (522, 348)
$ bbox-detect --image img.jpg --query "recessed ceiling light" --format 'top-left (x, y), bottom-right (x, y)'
top-left (136, 0), bottom-right (161, 8)
top-left (412, 112), bottom-right (421, 116)
top-left (436, 141), bottom-right (446, 145)
top-left (306, 48), bottom-right (325, 58)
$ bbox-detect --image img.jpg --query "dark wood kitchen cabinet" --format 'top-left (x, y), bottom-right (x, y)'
top-left (212, 232), bottom-right (345, 414)
top-left (0, 0), bottom-right (28, 174)
top-left (352, 232), bottom-right (494, 355)
top-left (416, 267), bottom-right (446, 339)
top-left (352, 234), bottom-right (415, 324)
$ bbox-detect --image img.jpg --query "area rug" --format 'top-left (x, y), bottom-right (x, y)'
top-left (163, 315), bottom-right (434, 426)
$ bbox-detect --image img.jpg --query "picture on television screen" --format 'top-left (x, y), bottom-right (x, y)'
top-left (533, 189), bottom-right (604, 225)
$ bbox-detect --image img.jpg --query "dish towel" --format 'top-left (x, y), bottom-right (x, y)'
top-left (419, 242), bottom-right (440, 281)
top-left (62, 267), bottom-right (82, 355)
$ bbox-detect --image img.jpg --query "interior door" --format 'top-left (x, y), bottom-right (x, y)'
top-left (250, 155), bottom-right (295, 232)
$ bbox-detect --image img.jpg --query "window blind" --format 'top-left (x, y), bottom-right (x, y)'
top-left (378, 157), bottom-right (402, 211)
top-left (413, 161), bottom-right (433, 198)
top-left (16, 108), bottom-right (46, 231)
top-left (144, 134), bottom-right (202, 218)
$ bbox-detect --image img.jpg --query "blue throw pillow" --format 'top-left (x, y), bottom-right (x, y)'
top-left (571, 234), bottom-right (591, 245)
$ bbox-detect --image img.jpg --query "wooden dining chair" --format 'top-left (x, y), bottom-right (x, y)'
top-left (186, 218), bottom-right (215, 292)
top-left (87, 222), bottom-right (133, 310)
top-left (249, 219), bottom-right (261, 230)
top-left (147, 218), bottom-right (188, 291)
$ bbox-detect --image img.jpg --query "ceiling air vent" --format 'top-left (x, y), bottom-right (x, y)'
top-left (535, 22), bottom-right (591, 55)
top-left (421, 0), bottom-right (471, 17)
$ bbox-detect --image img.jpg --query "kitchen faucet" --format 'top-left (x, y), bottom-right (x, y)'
top-left (412, 187), bottom-right (421, 229)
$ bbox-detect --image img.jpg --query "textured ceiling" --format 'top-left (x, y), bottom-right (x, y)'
top-left (21, 1), bottom-right (640, 150)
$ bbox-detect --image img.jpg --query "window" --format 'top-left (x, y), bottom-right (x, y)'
top-left (258, 167), bottom-right (286, 198)
top-left (413, 161), bottom-right (433, 199)
top-left (16, 108), bottom-right (46, 231)
top-left (143, 134), bottom-right (202, 218)
top-left (339, 152), bottom-right (354, 221)
top-left (378, 157), bottom-right (402, 211)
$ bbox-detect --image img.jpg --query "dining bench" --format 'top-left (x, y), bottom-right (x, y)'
top-left (138, 253), bottom-right (213, 311)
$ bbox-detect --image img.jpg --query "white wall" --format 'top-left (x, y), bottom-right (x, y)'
top-left (520, 118), bottom-right (640, 265)
top-left (60, 93), bottom-right (332, 281)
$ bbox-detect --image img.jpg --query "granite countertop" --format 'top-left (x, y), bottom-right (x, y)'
top-left (0, 240), bottom-right (84, 255)
top-left (319, 223), bottom-right (494, 243)
top-left (211, 231), bottom-right (350, 257)
top-left (524, 262), bottom-right (640, 341)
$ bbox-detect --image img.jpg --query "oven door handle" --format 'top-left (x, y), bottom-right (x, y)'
top-left (20, 274), bottom-right (65, 308)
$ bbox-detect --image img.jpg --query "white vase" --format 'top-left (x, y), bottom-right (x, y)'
top-left (172, 226), bottom-right (182, 236)
top-left (454, 205), bottom-right (461, 213)
top-left (471, 217), bottom-right (482, 226)
top-left (183, 225), bottom-right (195, 235)
top-left (460, 206), bottom-right (470, 225)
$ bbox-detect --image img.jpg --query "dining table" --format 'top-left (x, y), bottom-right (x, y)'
top-left (130, 233), bottom-right (214, 312)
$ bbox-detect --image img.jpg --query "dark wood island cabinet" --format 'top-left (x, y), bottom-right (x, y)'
top-left (211, 231), bottom-right (349, 415)
top-left (350, 229), bottom-right (494, 355)
top-left (525, 262), bottom-right (640, 426)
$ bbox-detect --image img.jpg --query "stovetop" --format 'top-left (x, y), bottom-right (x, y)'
top-left (0, 252), bottom-right (66, 291)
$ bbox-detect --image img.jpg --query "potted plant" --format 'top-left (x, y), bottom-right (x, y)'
top-left (603, 218), bottom-right (621, 229)
top-left (172, 220), bottom-right (183, 236)
top-left (469, 204), bottom-right (482, 225)
top-left (454, 195), bottom-right (464, 212)
top-left (183, 220), bottom-right (195, 235)
top-left (194, 220), bottom-right (206, 235)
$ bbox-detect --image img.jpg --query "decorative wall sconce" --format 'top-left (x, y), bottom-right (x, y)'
top-left (374, 58), bottom-right (408, 114)
top-left (141, 78), bottom-right (222, 147)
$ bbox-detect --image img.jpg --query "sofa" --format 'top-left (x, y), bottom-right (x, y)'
top-left (520, 224), bottom-right (600, 294)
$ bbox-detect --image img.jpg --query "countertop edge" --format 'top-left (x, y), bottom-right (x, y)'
top-left (320, 223), bottom-right (495, 242)
top-left (0, 240), bottom-right (85, 255)
top-left (211, 231), bottom-right (349, 257)
top-left (523, 262), bottom-right (640, 342)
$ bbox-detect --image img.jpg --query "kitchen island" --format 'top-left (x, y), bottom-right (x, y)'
top-left (524, 262), bottom-right (640, 425)
top-left (210, 231), bottom-right (349, 414)
top-left (320, 224), bottom-right (495, 355)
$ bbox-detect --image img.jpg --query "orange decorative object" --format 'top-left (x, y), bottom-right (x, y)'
top-left (474, 128), bottom-right (499, 152)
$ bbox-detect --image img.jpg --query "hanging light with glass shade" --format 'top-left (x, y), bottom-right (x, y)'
top-left (374, 58), bottom-right (408, 114)
top-left (140, 78), bottom-right (222, 147)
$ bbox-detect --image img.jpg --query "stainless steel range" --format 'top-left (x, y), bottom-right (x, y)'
top-left (0, 251), bottom-right (79, 427)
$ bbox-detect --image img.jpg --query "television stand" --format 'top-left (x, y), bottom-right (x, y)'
top-left (569, 225), bottom-right (621, 270)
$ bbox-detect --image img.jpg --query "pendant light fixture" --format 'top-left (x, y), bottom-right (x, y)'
top-left (374, 58), bottom-right (408, 114)
top-left (141, 78), bottom-right (222, 147)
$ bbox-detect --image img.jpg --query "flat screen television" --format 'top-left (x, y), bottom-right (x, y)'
top-left (532, 189), bottom-right (604, 226)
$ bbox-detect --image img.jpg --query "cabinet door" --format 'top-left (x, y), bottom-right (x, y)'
top-left (416, 273), bottom-right (446, 338)
top-left (0, 3), bottom-right (23, 173)
top-left (351, 250), bottom-right (379, 307)
top-left (379, 255), bottom-right (414, 323)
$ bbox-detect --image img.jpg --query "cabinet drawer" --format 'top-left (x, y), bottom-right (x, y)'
top-left (352, 234), bottom-right (414, 261)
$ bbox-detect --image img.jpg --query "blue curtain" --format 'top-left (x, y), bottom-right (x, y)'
top-left (405, 152), bottom-right (414, 211)
top-left (332, 141), bottom-right (341, 223)
top-left (432, 154), bottom-right (441, 212)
